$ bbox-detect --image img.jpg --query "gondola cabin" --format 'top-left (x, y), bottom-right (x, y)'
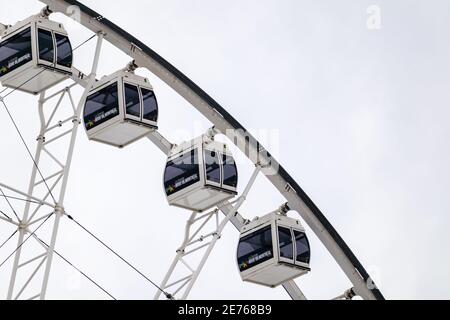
top-left (83, 70), bottom-right (158, 148)
top-left (237, 213), bottom-right (311, 287)
top-left (164, 135), bottom-right (238, 212)
top-left (0, 16), bottom-right (72, 94)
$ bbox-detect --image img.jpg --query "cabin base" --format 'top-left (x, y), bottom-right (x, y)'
top-left (89, 120), bottom-right (156, 148)
top-left (168, 185), bottom-right (236, 212)
top-left (1, 64), bottom-right (71, 95)
top-left (241, 262), bottom-right (309, 288)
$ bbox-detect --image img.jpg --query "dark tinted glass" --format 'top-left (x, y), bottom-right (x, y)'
top-left (278, 227), bottom-right (294, 260)
top-left (55, 33), bottom-right (72, 68)
top-left (164, 149), bottom-right (200, 196)
top-left (84, 82), bottom-right (119, 130)
top-left (294, 230), bottom-right (310, 264)
top-left (204, 150), bottom-right (220, 184)
top-left (0, 28), bottom-right (32, 77)
top-left (38, 29), bottom-right (54, 63)
top-left (222, 154), bottom-right (238, 188)
top-left (141, 88), bottom-right (158, 122)
top-left (124, 83), bottom-right (141, 118)
top-left (237, 226), bottom-right (273, 272)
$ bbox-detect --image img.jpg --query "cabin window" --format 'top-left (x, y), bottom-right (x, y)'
top-left (222, 154), bottom-right (238, 187)
top-left (237, 226), bottom-right (273, 272)
top-left (84, 83), bottom-right (120, 130)
top-left (38, 29), bottom-right (54, 63)
top-left (55, 33), bottom-right (72, 68)
top-left (294, 230), bottom-right (310, 264)
top-left (0, 28), bottom-right (32, 76)
top-left (204, 150), bottom-right (221, 184)
top-left (164, 149), bottom-right (200, 196)
top-left (141, 88), bottom-right (158, 122)
top-left (124, 83), bottom-right (141, 118)
top-left (278, 227), bottom-right (294, 260)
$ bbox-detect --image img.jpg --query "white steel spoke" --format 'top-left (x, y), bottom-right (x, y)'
top-left (0, 183), bottom-right (53, 208)
top-left (18, 253), bottom-right (47, 269)
top-left (0, 216), bottom-right (19, 227)
top-left (14, 256), bottom-right (47, 300)
top-left (44, 90), bottom-right (65, 130)
top-left (42, 147), bottom-right (65, 169)
top-left (28, 212), bottom-right (55, 227)
top-left (27, 294), bottom-right (41, 301)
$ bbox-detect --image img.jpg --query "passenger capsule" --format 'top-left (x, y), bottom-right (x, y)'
top-left (164, 135), bottom-right (238, 212)
top-left (237, 212), bottom-right (311, 287)
top-left (0, 16), bottom-right (72, 94)
top-left (83, 70), bottom-right (158, 148)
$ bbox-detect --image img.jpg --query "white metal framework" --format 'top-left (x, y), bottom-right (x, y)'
top-left (0, 29), bottom-right (103, 300)
top-left (0, 0), bottom-right (385, 300)
top-left (155, 166), bottom-right (259, 300)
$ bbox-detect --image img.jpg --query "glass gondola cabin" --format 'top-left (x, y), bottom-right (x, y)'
top-left (237, 213), bottom-right (311, 287)
top-left (0, 16), bottom-right (72, 94)
top-left (83, 70), bottom-right (158, 148)
top-left (164, 136), bottom-right (238, 212)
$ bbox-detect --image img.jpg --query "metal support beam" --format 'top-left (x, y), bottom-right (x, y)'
top-left (5, 32), bottom-right (104, 300)
top-left (333, 288), bottom-right (356, 300)
top-left (282, 281), bottom-right (308, 300)
top-left (7, 92), bottom-right (47, 300)
top-left (147, 131), bottom-right (174, 155)
top-left (0, 183), bottom-right (54, 208)
top-left (155, 166), bottom-right (260, 300)
top-left (0, 22), bottom-right (8, 34)
top-left (40, 32), bottom-right (104, 300)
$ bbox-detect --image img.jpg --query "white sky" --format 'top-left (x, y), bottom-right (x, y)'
top-left (1, 0), bottom-right (450, 300)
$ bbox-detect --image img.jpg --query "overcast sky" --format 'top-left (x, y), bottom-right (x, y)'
top-left (1, 0), bottom-right (450, 300)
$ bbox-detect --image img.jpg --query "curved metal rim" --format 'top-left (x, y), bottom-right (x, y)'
top-left (40, 0), bottom-right (384, 300)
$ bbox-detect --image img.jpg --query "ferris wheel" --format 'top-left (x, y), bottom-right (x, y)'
top-left (0, 0), bottom-right (385, 301)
